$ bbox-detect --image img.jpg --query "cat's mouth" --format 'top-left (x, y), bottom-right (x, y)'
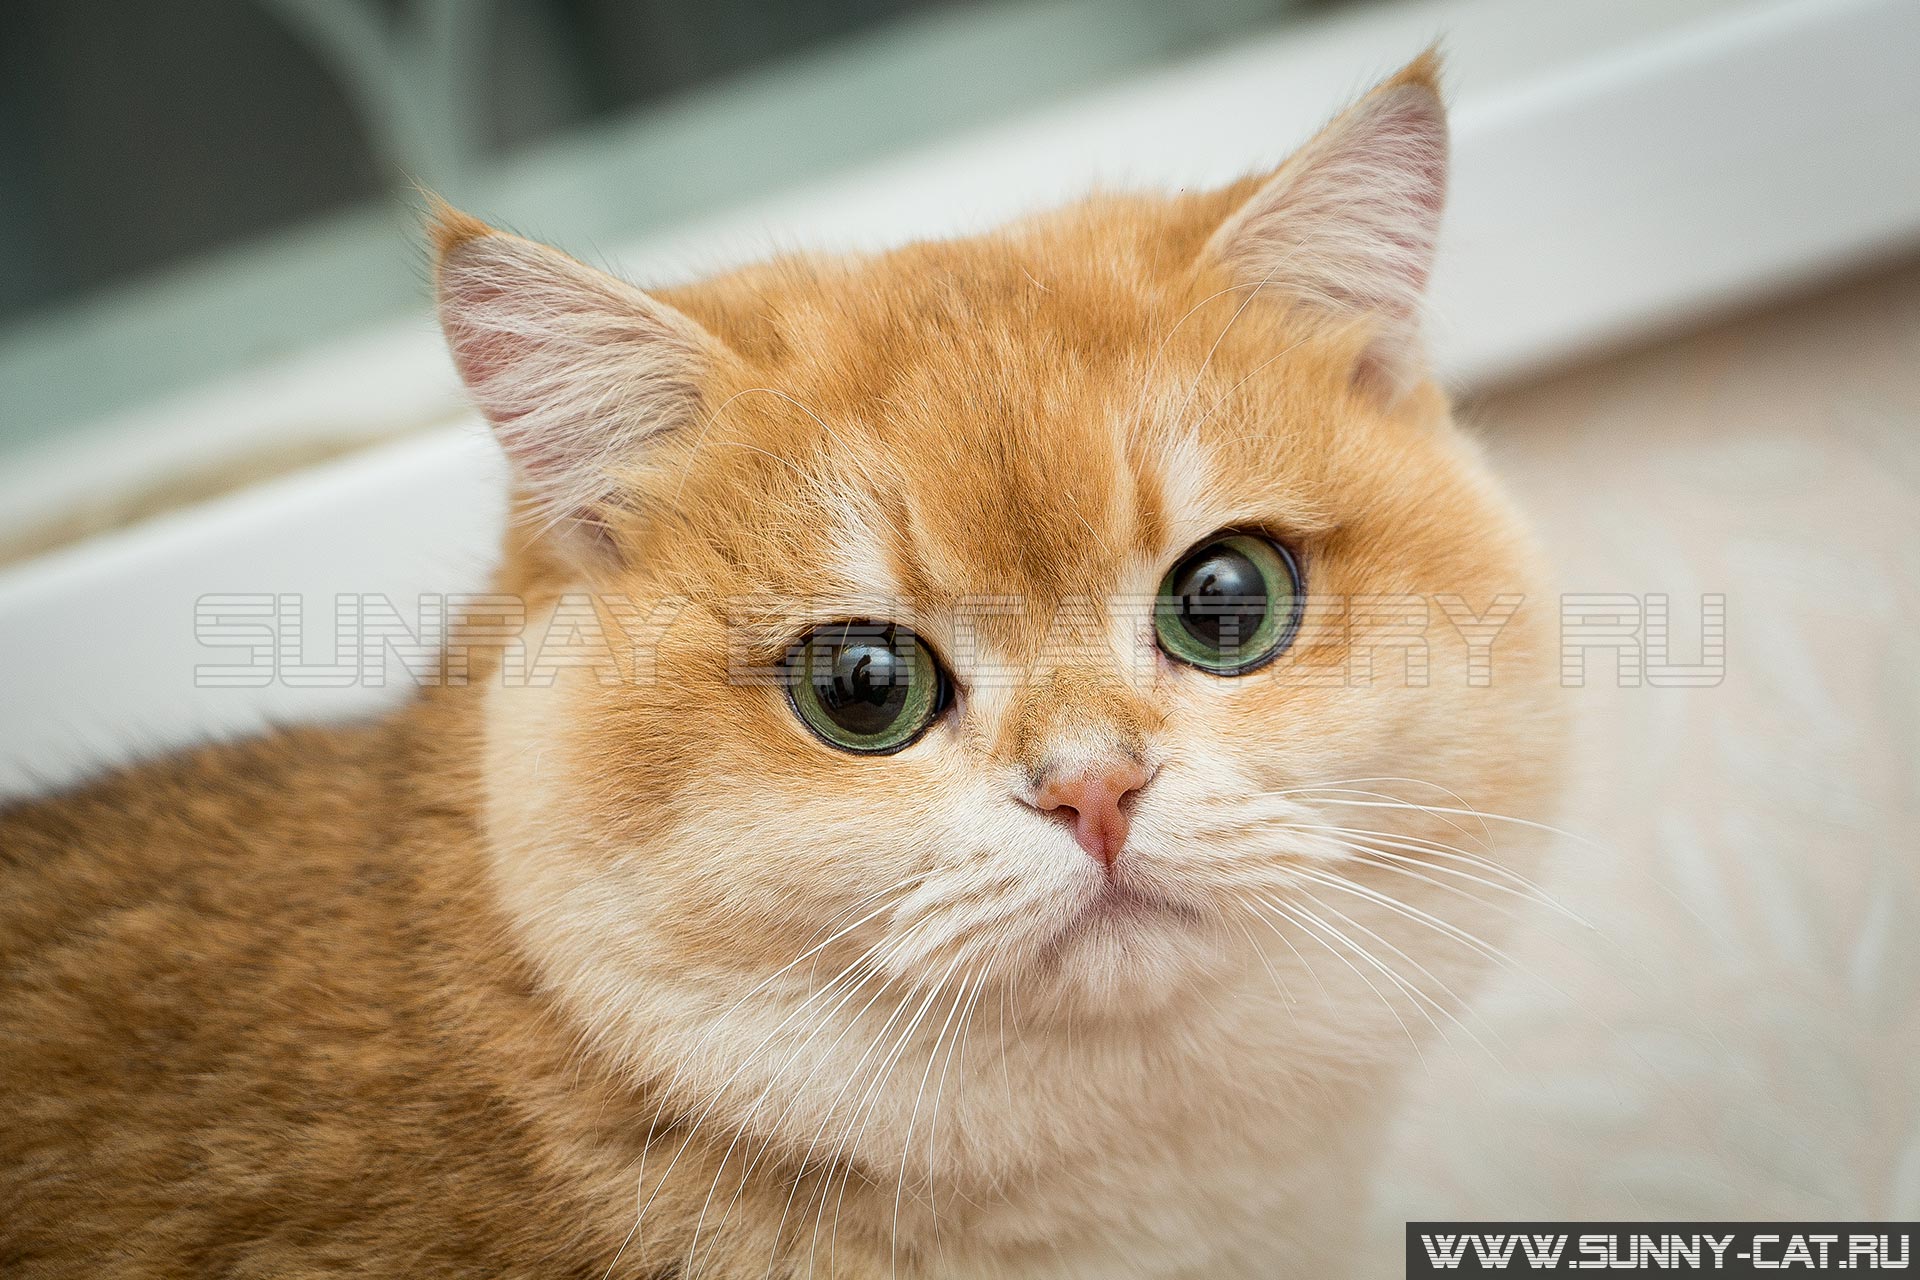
top-left (1019, 876), bottom-right (1227, 1010)
top-left (1050, 878), bottom-right (1203, 945)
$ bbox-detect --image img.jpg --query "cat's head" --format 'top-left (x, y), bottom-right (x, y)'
top-left (435, 55), bottom-right (1562, 1041)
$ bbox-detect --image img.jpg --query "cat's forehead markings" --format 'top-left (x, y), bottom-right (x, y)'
top-left (821, 492), bottom-right (900, 600)
top-left (1127, 409), bottom-right (1216, 558)
top-left (1135, 380), bottom-right (1342, 550)
top-left (913, 483), bottom-right (1123, 610)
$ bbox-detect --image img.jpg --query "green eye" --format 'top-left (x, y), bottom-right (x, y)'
top-left (785, 622), bottom-right (950, 754)
top-left (1155, 532), bottom-right (1303, 675)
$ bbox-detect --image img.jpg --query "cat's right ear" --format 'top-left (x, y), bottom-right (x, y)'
top-left (429, 201), bottom-right (721, 562)
top-left (1202, 52), bottom-right (1447, 401)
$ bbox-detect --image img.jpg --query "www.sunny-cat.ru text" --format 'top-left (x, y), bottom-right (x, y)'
top-left (189, 590), bottom-right (1725, 690)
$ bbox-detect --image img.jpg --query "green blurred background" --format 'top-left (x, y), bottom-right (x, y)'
top-left (0, 0), bottom-right (1313, 455)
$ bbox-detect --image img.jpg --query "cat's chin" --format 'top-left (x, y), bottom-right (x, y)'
top-left (1021, 881), bottom-right (1229, 1019)
top-left (1056, 881), bottom-right (1202, 939)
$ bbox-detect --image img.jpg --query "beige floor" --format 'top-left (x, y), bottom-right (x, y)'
top-left (1364, 258), bottom-right (1920, 1257)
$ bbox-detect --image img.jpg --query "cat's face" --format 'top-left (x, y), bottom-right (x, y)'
top-left (447, 58), bottom-right (1563, 1047)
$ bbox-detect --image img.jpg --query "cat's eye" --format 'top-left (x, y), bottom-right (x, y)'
top-left (785, 622), bottom-right (950, 754)
top-left (1155, 532), bottom-right (1303, 675)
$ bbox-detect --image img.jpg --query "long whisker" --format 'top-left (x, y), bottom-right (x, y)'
top-left (1282, 863), bottom-right (1516, 969)
top-left (1239, 894), bottom-right (1426, 1070)
top-left (751, 953), bottom-right (928, 1280)
top-left (1233, 916), bottom-right (1301, 1010)
top-left (766, 938), bottom-right (963, 1279)
top-left (1305, 852), bottom-right (1589, 1011)
top-left (686, 929), bottom-right (932, 1271)
top-left (1267, 777), bottom-right (1504, 844)
top-left (1183, 336), bottom-right (1311, 437)
top-left (601, 886), bottom-right (916, 1280)
top-left (1278, 821), bottom-right (1588, 926)
top-left (1165, 271), bottom-right (1277, 433)
top-left (1352, 843), bottom-right (1587, 929)
top-left (1296, 795), bottom-right (1603, 853)
top-left (654, 879), bottom-right (925, 1103)
top-left (808, 949), bottom-right (968, 1278)
top-left (1342, 845), bottom-right (1537, 920)
top-left (1291, 886), bottom-right (1504, 1063)
top-left (892, 961), bottom-right (990, 1276)
top-left (931, 957), bottom-right (995, 1227)
top-left (672, 939), bottom-right (902, 1272)
top-left (1258, 891), bottom-right (1446, 1040)
top-left (623, 892), bottom-right (934, 1274)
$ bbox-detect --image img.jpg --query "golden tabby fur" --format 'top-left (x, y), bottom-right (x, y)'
top-left (1, 57), bottom-right (1565, 1277)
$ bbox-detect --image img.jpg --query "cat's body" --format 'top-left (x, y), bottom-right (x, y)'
top-left (1, 57), bottom-right (1566, 1277)
top-left (0, 707), bottom-right (1384, 1278)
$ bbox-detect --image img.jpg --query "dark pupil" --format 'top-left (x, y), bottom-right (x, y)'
top-left (1172, 544), bottom-right (1268, 653)
top-left (812, 638), bottom-right (909, 736)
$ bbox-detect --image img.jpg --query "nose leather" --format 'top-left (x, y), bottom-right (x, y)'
top-left (1030, 760), bottom-right (1150, 869)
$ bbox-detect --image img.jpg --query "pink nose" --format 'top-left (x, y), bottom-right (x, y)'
top-left (1031, 760), bottom-right (1150, 869)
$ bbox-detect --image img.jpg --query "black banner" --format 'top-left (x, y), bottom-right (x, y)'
top-left (1407, 1223), bottom-right (1916, 1276)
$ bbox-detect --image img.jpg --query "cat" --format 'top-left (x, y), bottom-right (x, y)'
top-left (0, 53), bottom-right (1566, 1278)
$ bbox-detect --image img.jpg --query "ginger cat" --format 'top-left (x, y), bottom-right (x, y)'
top-left (1, 55), bottom-right (1565, 1278)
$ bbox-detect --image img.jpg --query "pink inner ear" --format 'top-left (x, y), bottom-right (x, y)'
top-left (1363, 92), bottom-right (1447, 302)
top-left (1280, 86), bottom-right (1446, 316)
top-left (438, 260), bottom-right (526, 414)
top-left (439, 266), bottom-right (577, 485)
top-left (432, 229), bottom-right (715, 547)
top-left (1205, 77), bottom-right (1447, 396)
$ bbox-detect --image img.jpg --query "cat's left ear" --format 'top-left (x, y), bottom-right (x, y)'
top-left (1204, 51), bottom-right (1447, 399)
top-left (429, 202), bottom-right (724, 563)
